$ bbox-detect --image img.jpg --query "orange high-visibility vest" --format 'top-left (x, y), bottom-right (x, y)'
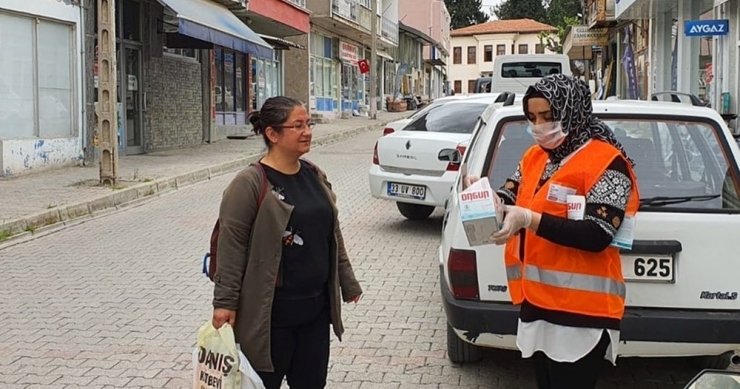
top-left (504, 140), bottom-right (640, 320)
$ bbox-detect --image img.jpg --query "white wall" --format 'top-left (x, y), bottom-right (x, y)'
top-left (449, 33), bottom-right (555, 93)
top-left (0, 0), bottom-right (84, 176)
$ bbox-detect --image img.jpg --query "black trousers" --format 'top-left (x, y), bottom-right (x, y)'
top-left (257, 293), bottom-right (331, 389)
top-left (533, 330), bottom-right (611, 389)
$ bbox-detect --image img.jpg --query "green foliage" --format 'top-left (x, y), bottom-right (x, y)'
top-left (538, 15), bottom-right (580, 53)
top-left (544, 0), bottom-right (583, 28)
top-left (491, 0), bottom-right (547, 23)
top-left (445, 0), bottom-right (490, 30)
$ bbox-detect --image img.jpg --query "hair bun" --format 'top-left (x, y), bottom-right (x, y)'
top-left (248, 111), bottom-right (262, 135)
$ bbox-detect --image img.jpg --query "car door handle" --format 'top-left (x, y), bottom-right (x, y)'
top-left (620, 240), bottom-right (683, 255)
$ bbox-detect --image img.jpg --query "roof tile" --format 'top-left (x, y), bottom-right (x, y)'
top-left (451, 19), bottom-right (557, 37)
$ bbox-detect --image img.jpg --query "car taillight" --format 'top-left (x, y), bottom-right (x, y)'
top-left (373, 141), bottom-right (379, 165)
top-left (446, 145), bottom-right (467, 171)
top-left (383, 127), bottom-right (395, 136)
top-left (448, 248), bottom-right (479, 300)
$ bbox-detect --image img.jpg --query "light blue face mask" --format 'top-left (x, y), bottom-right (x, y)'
top-left (526, 124), bottom-right (533, 136)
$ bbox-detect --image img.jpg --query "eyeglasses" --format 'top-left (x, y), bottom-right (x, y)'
top-left (275, 122), bottom-right (315, 131)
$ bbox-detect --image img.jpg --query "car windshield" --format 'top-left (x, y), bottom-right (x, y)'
top-left (501, 62), bottom-right (561, 78)
top-left (484, 118), bottom-right (740, 211)
top-left (405, 102), bottom-right (489, 134)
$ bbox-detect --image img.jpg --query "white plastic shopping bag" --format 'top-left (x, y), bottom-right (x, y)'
top-left (193, 321), bottom-right (265, 389)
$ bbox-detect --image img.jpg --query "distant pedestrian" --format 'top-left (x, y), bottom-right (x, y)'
top-left (211, 96), bottom-right (363, 389)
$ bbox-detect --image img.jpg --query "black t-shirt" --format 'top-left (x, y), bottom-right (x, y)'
top-left (261, 161), bottom-right (334, 302)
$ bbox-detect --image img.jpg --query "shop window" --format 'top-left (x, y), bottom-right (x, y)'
top-left (484, 45), bottom-right (493, 62)
top-left (496, 44), bottom-right (505, 55)
top-left (215, 48), bottom-right (248, 125)
top-left (535, 44), bottom-right (545, 54)
top-left (0, 12), bottom-right (74, 139)
top-left (454, 80), bottom-right (461, 94)
top-left (453, 47), bottom-right (462, 64)
top-left (467, 46), bottom-right (476, 64)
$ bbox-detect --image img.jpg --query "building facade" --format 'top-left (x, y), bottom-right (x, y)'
top-left (397, 0), bottom-right (451, 101)
top-left (0, 0), bottom-right (85, 176)
top-left (449, 19), bottom-right (558, 94)
top-left (304, 0), bottom-right (399, 119)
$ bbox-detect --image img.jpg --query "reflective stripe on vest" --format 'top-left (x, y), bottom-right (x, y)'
top-left (506, 264), bottom-right (626, 299)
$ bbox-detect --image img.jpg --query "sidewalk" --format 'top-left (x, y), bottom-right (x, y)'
top-left (0, 111), bottom-right (409, 241)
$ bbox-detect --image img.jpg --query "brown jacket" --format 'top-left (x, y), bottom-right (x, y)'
top-left (212, 160), bottom-right (362, 372)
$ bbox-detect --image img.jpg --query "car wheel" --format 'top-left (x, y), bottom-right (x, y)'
top-left (396, 202), bottom-right (435, 220)
top-left (689, 354), bottom-right (732, 370)
top-left (447, 324), bottom-right (481, 364)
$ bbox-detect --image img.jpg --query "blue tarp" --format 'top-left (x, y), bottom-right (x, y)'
top-left (157, 0), bottom-right (273, 59)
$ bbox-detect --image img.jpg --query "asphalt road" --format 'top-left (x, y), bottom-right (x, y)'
top-left (0, 129), bottom-right (721, 388)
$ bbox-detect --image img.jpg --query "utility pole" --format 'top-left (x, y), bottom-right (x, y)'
top-left (97, 0), bottom-right (119, 185)
top-left (370, 0), bottom-right (378, 119)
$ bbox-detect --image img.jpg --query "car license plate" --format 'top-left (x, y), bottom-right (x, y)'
top-left (621, 254), bottom-right (675, 283)
top-left (387, 182), bottom-right (426, 200)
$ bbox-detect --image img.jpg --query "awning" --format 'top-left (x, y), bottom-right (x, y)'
top-left (377, 51), bottom-right (394, 60)
top-left (156, 0), bottom-right (273, 59)
top-left (425, 58), bottom-right (446, 66)
top-left (258, 34), bottom-right (305, 50)
top-left (399, 22), bottom-right (436, 45)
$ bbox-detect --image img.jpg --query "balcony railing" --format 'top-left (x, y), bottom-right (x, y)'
top-left (358, 0), bottom-right (370, 8)
top-left (332, 0), bottom-right (358, 23)
top-left (381, 16), bottom-right (398, 44)
top-left (283, 0), bottom-right (307, 8)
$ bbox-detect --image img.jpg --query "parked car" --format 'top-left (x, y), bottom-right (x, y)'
top-left (369, 94), bottom-right (516, 220)
top-left (440, 94), bottom-right (740, 368)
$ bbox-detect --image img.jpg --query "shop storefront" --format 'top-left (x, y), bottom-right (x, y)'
top-left (309, 31), bottom-right (339, 114)
top-left (339, 40), bottom-right (364, 113)
top-left (0, 0), bottom-right (83, 176)
top-left (214, 48), bottom-right (249, 126)
top-left (251, 51), bottom-right (283, 111)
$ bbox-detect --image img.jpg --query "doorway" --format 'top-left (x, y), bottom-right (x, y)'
top-left (123, 46), bottom-right (144, 155)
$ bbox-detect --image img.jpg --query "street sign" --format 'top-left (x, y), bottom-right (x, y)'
top-left (684, 19), bottom-right (729, 36)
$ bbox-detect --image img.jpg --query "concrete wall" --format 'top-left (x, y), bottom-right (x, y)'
top-left (285, 36), bottom-right (311, 105)
top-left (0, 0), bottom-right (84, 176)
top-left (140, 0), bottom-right (204, 152)
top-left (146, 54), bottom-right (203, 150)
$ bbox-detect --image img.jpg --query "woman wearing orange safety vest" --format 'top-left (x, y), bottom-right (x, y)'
top-left (475, 74), bottom-right (640, 388)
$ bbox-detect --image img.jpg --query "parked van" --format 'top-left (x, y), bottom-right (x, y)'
top-left (476, 54), bottom-right (571, 95)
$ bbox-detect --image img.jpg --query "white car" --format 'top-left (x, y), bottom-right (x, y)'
top-left (369, 94), bottom-right (515, 220)
top-left (381, 94), bottom-right (498, 136)
top-left (440, 94), bottom-right (740, 368)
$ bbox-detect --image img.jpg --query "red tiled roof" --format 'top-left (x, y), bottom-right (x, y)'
top-left (451, 19), bottom-right (557, 37)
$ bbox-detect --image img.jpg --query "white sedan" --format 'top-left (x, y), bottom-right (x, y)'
top-left (381, 94), bottom-right (487, 136)
top-left (368, 94), bottom-right (504, 220)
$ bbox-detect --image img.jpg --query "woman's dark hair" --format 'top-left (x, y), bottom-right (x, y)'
top-left (247, 96), bottom-right (304, 147)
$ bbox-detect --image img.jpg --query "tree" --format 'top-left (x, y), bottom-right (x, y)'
top-left (445, 0), bottom-right (489, 30)
top-left (544, 0), bottom-right (583, 29)
top-left (537, 15), bottom-right (580, 53)
top-left (491, 0), bottom-right (547, 24)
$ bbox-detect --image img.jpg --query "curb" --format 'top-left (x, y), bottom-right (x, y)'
top-left (0, 119), bottom-right (397, 244)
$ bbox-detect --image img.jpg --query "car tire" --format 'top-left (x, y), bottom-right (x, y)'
top-left (397, 202), bottom-right (435, 220)
top-left (689, 354), bottom-right (732, 370)
top-left (447, 324), bottom-right (482, 364)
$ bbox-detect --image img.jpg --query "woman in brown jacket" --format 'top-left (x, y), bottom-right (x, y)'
top-left (211, 96), bottom-right (363, 389)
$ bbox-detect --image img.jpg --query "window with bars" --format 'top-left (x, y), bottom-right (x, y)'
top-left (518, 44), bottom-right (528, 54)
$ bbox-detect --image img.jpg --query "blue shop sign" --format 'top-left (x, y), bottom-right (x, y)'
top-left (684, 19), bottom-right (730, 36)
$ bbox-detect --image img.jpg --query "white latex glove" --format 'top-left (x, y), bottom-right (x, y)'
top-left (491, 205), bottom-right (533, 245)
top-left (463, 174), bottom-right (480, 189)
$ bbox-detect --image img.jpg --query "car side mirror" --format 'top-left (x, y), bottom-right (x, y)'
top-left (684, 369), bottom-right (740, 389)
top-left (438, 148), bottom-right (461, 163)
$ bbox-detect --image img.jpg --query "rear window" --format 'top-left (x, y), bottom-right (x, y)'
top-left (501, 62), bottom-right (562, 78)
top-left (405, 102), bottom-right (488, 134)
top-left (484, 118), bottom-right (740, 212)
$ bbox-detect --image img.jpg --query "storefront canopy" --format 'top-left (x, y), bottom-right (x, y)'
top-left (157, 0), bottom-right (273, 59)
top-left (258, 34), bottom-right (305, 50)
